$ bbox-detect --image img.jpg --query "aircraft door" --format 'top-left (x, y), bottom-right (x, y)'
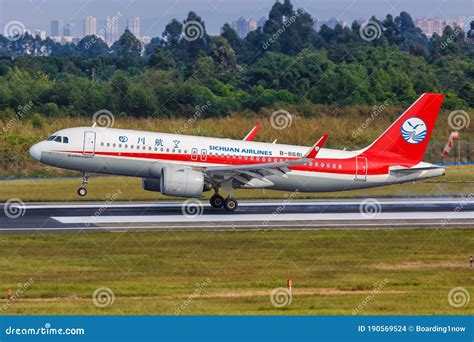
top-left (200, 149), bottom-right (208, 161)
top-left (355, 156), bottom-right (367, 181)
top-left (191, 148), bottom-right (198, 161)
top-left (83, 131), bottom-right (96, 155)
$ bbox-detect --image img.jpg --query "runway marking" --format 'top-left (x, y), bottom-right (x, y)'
top-left (52, 211), bottom-right (474, 224)
top-left (4, 198), bottom-right (472, 210)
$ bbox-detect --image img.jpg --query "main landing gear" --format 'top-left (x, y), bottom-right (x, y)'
top-left (77, 172), bottom-right (90, 197)
top-left (209, 190), bottom-right (238, 212)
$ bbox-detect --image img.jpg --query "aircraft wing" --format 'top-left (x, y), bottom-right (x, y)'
top-left (201, 158), bottom-right (310, 188)
top-left (201, 135), bottom-right (327, 188)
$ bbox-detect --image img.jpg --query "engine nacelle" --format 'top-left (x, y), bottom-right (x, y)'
top-left (160, 167), bottom-right (204, 198)
top-left (142, 178), bottom-right (161, 192)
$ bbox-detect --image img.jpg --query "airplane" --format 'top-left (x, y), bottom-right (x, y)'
top-left (29, 93), bottom-right (445, 211)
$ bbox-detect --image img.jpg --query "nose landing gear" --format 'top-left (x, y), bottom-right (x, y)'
top-left (77, 172), bottom-right (90, 197)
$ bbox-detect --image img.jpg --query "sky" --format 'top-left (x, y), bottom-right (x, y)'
top-left (0, 0), bottom-right (473, 37)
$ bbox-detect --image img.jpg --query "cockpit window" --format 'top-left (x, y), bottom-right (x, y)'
top-left (47, 135), bottom-right (69, 143)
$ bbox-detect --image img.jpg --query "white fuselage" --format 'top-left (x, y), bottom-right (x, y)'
top-left (29, 126), bottom-right (444, 194)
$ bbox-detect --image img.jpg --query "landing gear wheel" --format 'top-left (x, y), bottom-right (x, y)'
top-left (77, 187), bottom-right (87, 197)
top-left (223, 197), bottom-right (238, 212)
top-left (210, 194), bottom-right (224, 208)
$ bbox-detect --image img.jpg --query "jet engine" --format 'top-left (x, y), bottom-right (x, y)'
top-left (160, 167), bottom-right (205, 197)
top-left (142, 178), bottom-right (161, 192)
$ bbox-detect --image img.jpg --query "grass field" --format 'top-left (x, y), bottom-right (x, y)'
top-left (0, 229), bottom-right (472, 315)
top-left (0, 165), bottom-right (472, 202)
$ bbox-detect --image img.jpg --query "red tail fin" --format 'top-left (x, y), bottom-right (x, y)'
top-left (361, 93), bottom-right (444, 166)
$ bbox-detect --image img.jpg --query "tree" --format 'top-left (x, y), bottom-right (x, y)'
top-left (210, 36), bottom-right (237, 71)
top-left (148, 46), bottom-right (175, 69)
top-left (76, 35), bottom-right (109, 58)
top-left (111, 29), bottom-right (142, 59)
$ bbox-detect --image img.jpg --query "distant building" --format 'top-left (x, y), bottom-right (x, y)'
top-left (34, 29), bottom-right (46, 40)
top-left (257, 16), bottom-right (266, 29)
top-left (64, 22), bottom-right (75, 37)
top-left (231, 16), bottom-right (259, 38)
top-left (105, 16), bottom-right (120, 45)
top-left (313, 17), bottom-right (347, 31)
top-left (127, 17), bottom-right (140, 38)
top-left (51, 20), bottom-right (64, 37)
top-left (141, 35), bottom-right (152, 46)
top-left (84, 16), bottom-right (97, 36)
top-left (415, 17), bottom-right (465, 37)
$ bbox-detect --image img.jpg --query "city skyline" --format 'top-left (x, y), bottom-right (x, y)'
top-left (1, 0), bottom-right (472, 38)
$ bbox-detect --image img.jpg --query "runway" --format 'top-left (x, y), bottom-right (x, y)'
top-left (0, 197), bottom-right (473, 233)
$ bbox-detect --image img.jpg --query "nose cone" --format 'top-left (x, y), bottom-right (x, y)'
top-left (29, 143), bottom-right (42, 162)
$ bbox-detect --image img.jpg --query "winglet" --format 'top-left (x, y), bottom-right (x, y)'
top-left (243, 125), bottom-right (261, 141)
top-left (303, 134), bottom-right (328, 158)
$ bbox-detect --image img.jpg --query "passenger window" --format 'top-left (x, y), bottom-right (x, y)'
top-left (113, 143), bottom-right (116, 148)
top-left (119, 144), bottom-right (122, 148)
top-left (106, 143), bottom-right (110, 147)
top-left (338, 164), bottom-right (342, 169)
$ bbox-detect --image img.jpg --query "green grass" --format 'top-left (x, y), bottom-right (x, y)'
top-left (0, 165), bottom-right (472, 202)
top-left (0, 229), bottom-right (472, 315)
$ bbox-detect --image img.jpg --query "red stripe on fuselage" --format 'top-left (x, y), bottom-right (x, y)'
top-left (52, 149), bottom-right (393, 175)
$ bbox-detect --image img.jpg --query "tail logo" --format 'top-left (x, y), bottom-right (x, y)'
top-left (401, 117), bottom-right (427, 144)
